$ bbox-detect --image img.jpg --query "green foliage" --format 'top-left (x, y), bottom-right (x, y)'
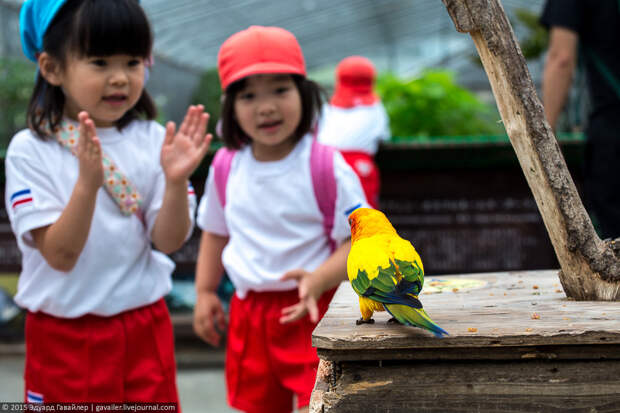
top-left (0, 58), bottom-right (36, 151)
top-left (470, 8), bottom-right (548, 66)
top-left (376, 70), bottom-right (503, 139)
top-left (514, 8), bottom-right (548, 60)
top-left (191, 67), bottom-right (221, 137)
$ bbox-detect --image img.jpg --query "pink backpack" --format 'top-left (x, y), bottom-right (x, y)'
top-left (212, 139), bottom-right (337, 252)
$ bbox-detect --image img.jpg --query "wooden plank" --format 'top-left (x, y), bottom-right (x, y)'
top-left (311, 358), bottom-right (620, 413)
top-left (317, 344), bottom-right (620, 362)
top-left (313, 270), bottom-right (620, 352)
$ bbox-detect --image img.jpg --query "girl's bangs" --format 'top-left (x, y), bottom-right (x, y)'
top-left (73, 0), bottom-right (152, 58)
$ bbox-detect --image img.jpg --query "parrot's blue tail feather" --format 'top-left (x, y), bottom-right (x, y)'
top-left (384, 303), bottom-right (449, 337)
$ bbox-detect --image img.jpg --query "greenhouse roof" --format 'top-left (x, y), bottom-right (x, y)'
top-left (2, 0), bottom-right (547, 76)
top-left (141, 0), bottom-right (546, 75)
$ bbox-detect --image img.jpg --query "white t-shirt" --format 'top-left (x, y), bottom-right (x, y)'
top-left (317, 102), bottom-right (390, 155)
top-left (196, 134), bottom-right (367, 299)
top-left (4, 119), bottom-right (196, 318)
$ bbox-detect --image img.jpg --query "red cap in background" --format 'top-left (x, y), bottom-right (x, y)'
top-left (330, 56), bottom-right (379, 108)
top-left (218, 25), bottom-right (306, 90)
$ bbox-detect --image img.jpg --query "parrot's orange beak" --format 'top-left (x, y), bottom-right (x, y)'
top-left (349, 216), bottom-right (360, 241)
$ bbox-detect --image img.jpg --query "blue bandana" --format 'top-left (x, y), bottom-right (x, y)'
top-left (19, 0), bottom-right (69, 62)
top-left (19, 0), bottom-right (142, 62)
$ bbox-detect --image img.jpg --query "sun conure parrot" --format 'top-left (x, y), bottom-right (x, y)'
top-left (347, 207), bottom-right (448, 337)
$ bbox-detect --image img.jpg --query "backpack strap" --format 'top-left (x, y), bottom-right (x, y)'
top-left (586, 47), bottom-right (620, 101)
top-left (212, 147), bottom-right (237, 208)
top-left (310, 138), bottom-right (338, 252)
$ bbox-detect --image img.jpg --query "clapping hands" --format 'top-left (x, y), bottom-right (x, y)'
top-left (76, 111), bottom-right (104, 191)
top-left (161, 104), bottom-right (212, 184)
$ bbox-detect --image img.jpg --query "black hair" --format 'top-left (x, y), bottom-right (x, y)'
top-left (220, 75), bottom-right (325, 150)
top-left (27, 0), bottom-right (156, 139)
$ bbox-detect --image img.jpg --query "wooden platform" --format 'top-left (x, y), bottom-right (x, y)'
top-left (310, 270), bottom-right (620, 413)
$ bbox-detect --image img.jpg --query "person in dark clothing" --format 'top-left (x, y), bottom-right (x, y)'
top-left (541, 0), bottom-right (620, 239)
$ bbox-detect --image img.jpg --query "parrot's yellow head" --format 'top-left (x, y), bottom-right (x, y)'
top-left (348, 208), bottom-right (397, 243)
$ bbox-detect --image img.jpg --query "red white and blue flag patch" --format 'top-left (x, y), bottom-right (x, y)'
top-left (10, 189), bottom-right (33, 211)
top-left (26, 389), bottom-right (43, 403)
top-left (188, 182), bottom-right (195, 196)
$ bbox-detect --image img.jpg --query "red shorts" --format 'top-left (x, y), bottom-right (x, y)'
top-left (24, 298), bottom-right (179, 405)
top-left (341, 151), bottom-right (380, 209)
top-left (226, 288), bottom-right (335, 413)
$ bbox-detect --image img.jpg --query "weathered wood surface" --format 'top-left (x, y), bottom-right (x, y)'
top-left (311, 271), bottom-right (620, 413)
top-left (310, 358), bottom-right (620, 413)
top-left (441, 0), bottom-right (620, 301)
top-left (313, 270), bottom-right (620, 357)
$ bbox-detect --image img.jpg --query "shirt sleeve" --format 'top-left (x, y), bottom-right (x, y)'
top-left (378, 102), bottom-right (391, 142)
top-left (184, 181), bottom-right (197, 241)
top-left (331, 151), bottom-right (369, 244)
top-left (147, 178), bottom-right (196, 242)
top-left (143, 167), bottom-right (165, 237)
top-left (4, 151), bottom-right (64, 247)
top-left (196, 166), bottom-right (228, 236)
top-left (540, 0), bottom-right (583, 33)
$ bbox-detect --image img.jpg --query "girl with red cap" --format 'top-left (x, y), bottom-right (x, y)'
top-left (193, 26), bottom-right (367, 413)
top-left (318, 56), bottom-right (391, 208)
top-left (7, 0), bottom-right (211, 404)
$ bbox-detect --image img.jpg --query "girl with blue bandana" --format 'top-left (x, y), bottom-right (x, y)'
top-left (6, 0), bottom-right (211, 404)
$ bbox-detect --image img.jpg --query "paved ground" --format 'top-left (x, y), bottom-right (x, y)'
top-left (0, 346), bottom-right (235, 413)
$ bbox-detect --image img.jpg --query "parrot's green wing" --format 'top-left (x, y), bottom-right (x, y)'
top-left (351, 258), bottom-right (424, 309)
top-left (394, 258), bottom-right (425, 293)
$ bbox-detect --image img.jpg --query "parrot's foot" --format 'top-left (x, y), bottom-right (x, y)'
top-left (356, 318), bottom-right (375, 325)
top-left (387, 317), bottom-right (400, 324)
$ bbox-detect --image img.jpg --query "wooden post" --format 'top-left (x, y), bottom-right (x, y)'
top-left (441, 0), bottom-right (620, 300)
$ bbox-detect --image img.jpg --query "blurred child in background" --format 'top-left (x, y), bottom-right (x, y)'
top-left (318, 56), bottom-right (390, 208)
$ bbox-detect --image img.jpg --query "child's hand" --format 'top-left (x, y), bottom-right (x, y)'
top-left (193, 290), bottom-right (227, 347)
top-left (161, 105), bottom-right (212, 185)
top-left (76, 111), bottom-right (104, 190)
top-left (279, 269), bottom-right (323, 324)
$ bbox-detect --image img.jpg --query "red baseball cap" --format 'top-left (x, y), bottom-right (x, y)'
top-left (218, 26), bottom-right (306, 90)
top-left (330, 56), bottom-right (379, 108)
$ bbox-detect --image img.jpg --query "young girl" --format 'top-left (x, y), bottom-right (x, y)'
top-left (317, 56), bottom-right (390, 209)
top-left (6, 0), bottom-right (211, 403)
top-left (193, 26), bottom-right (367, 413)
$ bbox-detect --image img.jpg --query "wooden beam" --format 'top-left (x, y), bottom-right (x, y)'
top-left (441, 0), bottom-right (620, 300)
top-left (311, 358), bottom-right (620, 412)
